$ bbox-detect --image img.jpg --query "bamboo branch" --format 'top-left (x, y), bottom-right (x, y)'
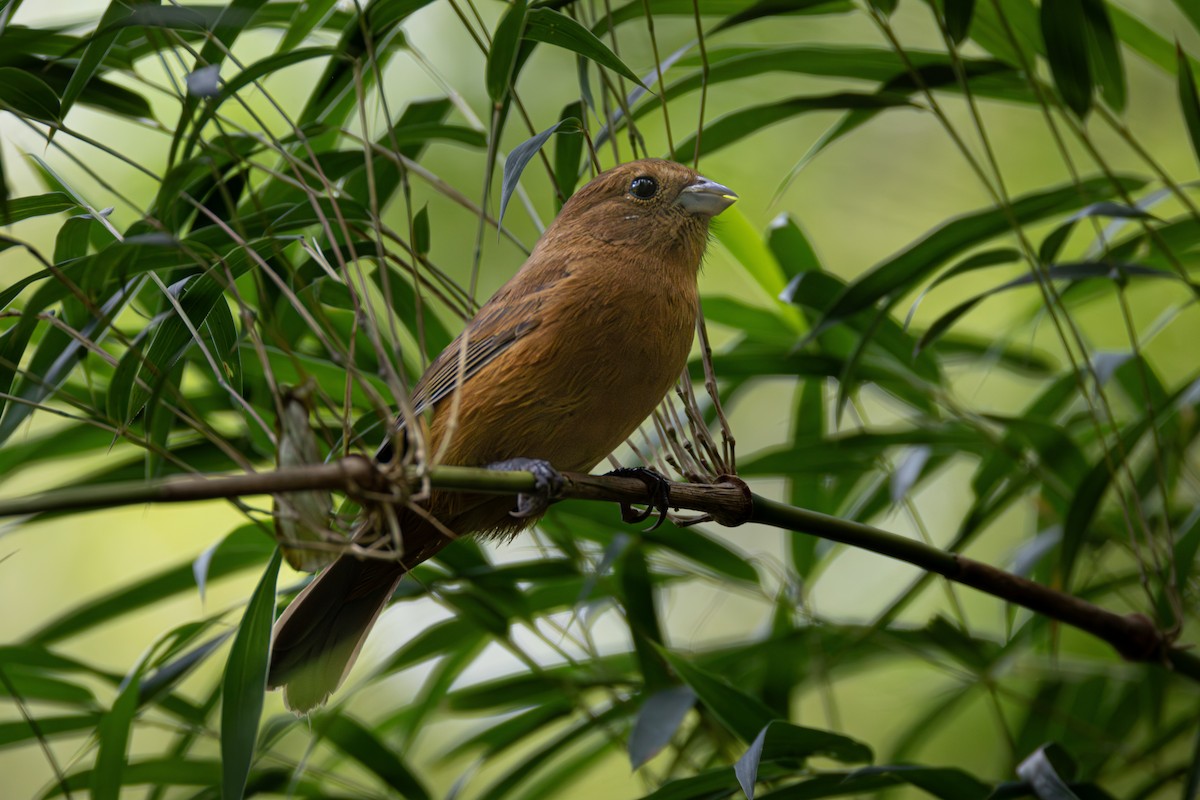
top-left (2, 458), bottom-right (1192, 681)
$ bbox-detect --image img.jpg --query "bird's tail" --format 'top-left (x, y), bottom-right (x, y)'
top-left (267, 554), bottom-right (408, 714)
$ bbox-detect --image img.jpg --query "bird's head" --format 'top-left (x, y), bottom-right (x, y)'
top-left (547, 158), bottom-right (737, 267)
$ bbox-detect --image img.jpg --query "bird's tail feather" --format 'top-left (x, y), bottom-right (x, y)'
top-left (267, 555), bottom-right (406, 714)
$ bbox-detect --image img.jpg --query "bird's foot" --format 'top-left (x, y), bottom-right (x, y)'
top-left (488, 458), bottom-right (565, 519)
top-left (605, 467), bottom-right (673, 531)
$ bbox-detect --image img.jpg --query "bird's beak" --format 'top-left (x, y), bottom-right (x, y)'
top-left (676, 176), bottom-right (738, 217)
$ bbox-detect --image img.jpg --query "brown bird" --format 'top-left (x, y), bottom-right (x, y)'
top-left (267, 158), bottom-right (737, 713)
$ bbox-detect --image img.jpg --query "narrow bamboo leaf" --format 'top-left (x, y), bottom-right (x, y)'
top-left (869, 0), bottom-right (897, 14)
top-left (0, 192), bottom-right (75, 227)
top-left (1081, 0), bottom-right (1124, 112)
top-left (0, 67), bottom-right (60, 122)
top-left (220, 548), bottom-right (281, 800)
top-left (0, 714), bottom-right (100, 748)
top-left (92, 647), bottom-right (158, 800)
top-left (1041, 0), bottom-right (1093, 116)
top-left (1016, 745), bottom-right (1079, 800)
top-left (1059, 374), bottom-right (1197, 587)
top-left (199, 289), bottom-right (241, 395)
top-left (890, 446), bottom-right (932, 504)
top-left (654, 646), bottom-right (778, 743)
top-left (1173, 0), bottom-right (1200, 36)
top-left (391, 631), bottom-right (490, 752)
top-left (289, 0), bottom-right (432, 135)
top-left (59, 0), bottom-right (146, 123)
top-left (499, 117), bottom-right (578, 226)
top-left (1179, 45), bottom-right (1200, 170)
top-left (736, 721), bottom-right (873, 798)
top-left (108, 272), bottom-right (232, 425)
top-left (28, 529), bottom-right (268, 645)
top-left (629, 687), bottom-right (695, 770)
top-left (321, 714), bottom-right (431, 799)
top-left (712, 0), bottom-right (854, 34)
top-left (814, 175), bottom-right (1144, 331)
top-left (844, 765), bottom-right (992, 799)
top-left (374, 617), bottom-right (482, 675)
top-left (487, 0), bottom-right (527, 102)
top-left (179, 46), bottom-right (339, 161)
top-left (443, 701), bottom-right (573, 760)
top-left (475, 702), bottom-right (630, 800)
top-left (276, 0), bottom-right (339, 52)
top-left (618, 546), bottom-right (672, 691)
top-left (670, 92), bottom-right (912, 162)
top-left (554, 100), bottom-right (585, 206)
top-left (713, 206), bottom-right (795, 306)
top-left (48, 759), bottom-right (223, 796)
top-left (0, 669), bottom-right (96, 706)
top-left (916, 261), bottom-right (1182, 353)
top-left (944, 0), bottom-right (976, 43)
top-left (642, 526), bottom-right (759, 584)
top-left (413, 204), bottom-right (430, 255)
top-left (54, 216), bottom-right (93, 262)
top-left (638, 767), bottom-right (745, 800)
top-left (1038, 201), bottom-right (1155, 264)
top-left (703, 296), bottom-right (796, 345)
top-left (524, 8), bottom-right (647, 88)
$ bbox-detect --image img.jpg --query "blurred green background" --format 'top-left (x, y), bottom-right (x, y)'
top-left (2, 0), bottom-right (1199, 797)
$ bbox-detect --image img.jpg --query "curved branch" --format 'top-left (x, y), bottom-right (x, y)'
top-left (1, 457), bottom-right (1191, 682)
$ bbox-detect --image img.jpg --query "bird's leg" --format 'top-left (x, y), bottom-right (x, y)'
top-left (604, 467), bottom-right (672, 531)
top-left (488, 458), bottom-right (566, 519)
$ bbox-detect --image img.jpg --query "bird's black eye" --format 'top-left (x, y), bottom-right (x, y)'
top-left (629, 175), bottom-right (658, 199)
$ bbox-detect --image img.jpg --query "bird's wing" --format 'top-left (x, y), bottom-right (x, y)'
top-left (374, 286), bottom-right (551, 463)
top-left (410, 315), bottom-right (540, 414)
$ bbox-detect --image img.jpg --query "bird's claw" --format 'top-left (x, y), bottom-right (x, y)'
top-left (605, 467), bottom-right (672, 531)
top-left (488, 458), bottom-right (565, 519)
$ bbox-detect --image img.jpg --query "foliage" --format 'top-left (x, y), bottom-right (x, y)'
top-left (0, 0), bottom-right (1198, 798)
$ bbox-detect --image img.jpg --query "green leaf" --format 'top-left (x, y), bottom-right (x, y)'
top-left (0, 714), bottom-right (100, 749)
top-left (812, 175), bottom-right (1145, 332)
top-left (487, 0), bottom-right (527, 102)
top-left (655, 646), bottom-right (778, 743)
top-left (1016, 744), bottom-right (1079, 800)
top-left (109, 272), bottom-right (240, 425)
top-left (277, 0), bottom-right (340, 52)
top-left (711, 0), bottom-right (855, 34)
top-left (670, 92), bottom-right (912, 161)
top-left (629, 687), bottom-right (695, 770)
top-left (736, 721), bottom-right (873, 798)
top-left (92, 643), bottom-right (160, 800)
top-left (499, 117), bottom-right (578, 226)
top-left (320, 714), bottom-right (431, 799)
top-left (220, 548), bottom-right (281, 800)
top-left (1081, 0), bottom-right (1124, 112)
top-left (916, 261), bottom-right (1182, 353)
top-left (618, 545), bottom-right (672, 692)
top-left (29, 526), bottom-right (270, 645)
top-left (413, 204), bottom-right (430, 256)
top-left (0, 192), bottom-right (76, 227)
top-left (642, 526), bottom-right (759, 584)
top-left (1041, 0), bottom-right (1093, 116)
top-left (554, 100), bottom-right (585, 205)
top-left (0, 67), bottom-right (60, 122)
top-left (59, 0), bottom-right (145, 124)
top-left (524, 8), bottom-right (647, 89)
top-left (944, 0), bottom-right (976, 44)
top-left (1179, 44), bottom-right (1200, 170)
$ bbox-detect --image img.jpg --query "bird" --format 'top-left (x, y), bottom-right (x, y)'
top-left (267, 158), bottom-right (737, 713)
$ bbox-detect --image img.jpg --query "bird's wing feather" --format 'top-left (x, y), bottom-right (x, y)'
top-left (375, 283), bottom-right (554, 462)
top-left (410, 315), bottom-right (539, 414)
